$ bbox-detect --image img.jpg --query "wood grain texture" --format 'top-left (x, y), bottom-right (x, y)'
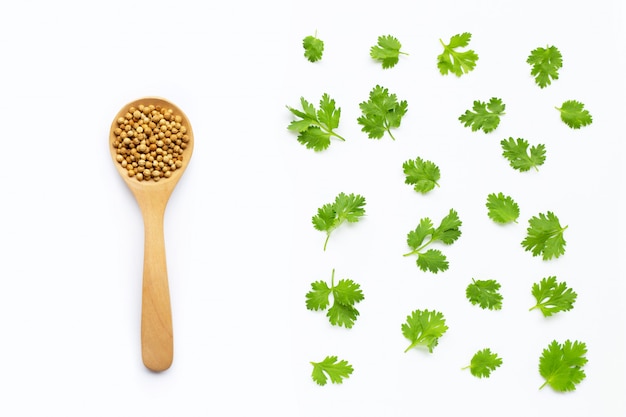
top-left (109, 97), bottom-right (194, 372)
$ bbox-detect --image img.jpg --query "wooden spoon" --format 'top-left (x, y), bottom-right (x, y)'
top-left (109, 97), bottom-right (193, 372)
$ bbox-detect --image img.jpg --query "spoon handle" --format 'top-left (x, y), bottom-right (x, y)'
top-left (140, 205), bottom-right (173, 372)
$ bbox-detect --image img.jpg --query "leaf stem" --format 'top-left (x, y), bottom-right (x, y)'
top-left (317, 123), bottom-right (346, 142)
top-left (331, 131), bottom-right (347, 141)
top-left (403, 237), bottom-right (434, 257)
top-left (323, 233), bottom-right (331, 251)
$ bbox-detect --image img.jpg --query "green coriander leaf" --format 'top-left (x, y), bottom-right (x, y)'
top-left (530, 276), bottom-right (577, 317)
top-left (317, 93), bottom-right (341, 131)
top-left (556, 100), bottom-right (593, 129)
top-left (432, 209), bottom-right (462, 244)
top-left (370, 34), bottom-right (408, 69)
top-left (437, 32), bottom-right (479, 76)
top-left (402, 309), bottom-right (448, 353)
top-left (357, 85), bottom-right (408, 140)
top-left (404, 209), bottom-right (462, 273)
top-left (522, 211), bottom-right (568, 260)
top-left (332, 278), bottom-right (365, 306)
top-left (403, 157), bottom-right (441, 194)
top-left (333, 192), bottom-right (367, 223)
top-left (312, 192), bottom-right (366, 251)
top-left (463, 348), bottom-right (503, 378)
top-left (303, 34), bottom-right (324, 62)
top-left (327, 303), bottom-right (360, 328)
top-left (416, 249), bottom-right (448, 273)
top-left (459, 97), bottom-right (506, 133)
top-left (539, 340), bottom-right (587, 392)
top-left (310, 356), bottom-right (354, 386)
top-left (305, 280), bottom-right (332, 311)
top-left (305, 269), bottom-right (364, 329)
top-left (486, 192), bottom-right (520, 224)
top-left (286, 94), bottom-right (346, 151)
top-left (500, 137), bottom-right (546, 172)
top-left (466, 279), bottom-right (503, 310)
top-left (311, 203), bottom-right (336, 232)
top-left (527, 45), bottom-right (563, 88)
top-left (406, 217), bottom-right (435, 250)
top-left (295, 127), bottom-right (331, 151)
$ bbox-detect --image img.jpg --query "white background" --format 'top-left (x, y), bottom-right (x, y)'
top-left (0, 0), bottom-right (624, 416)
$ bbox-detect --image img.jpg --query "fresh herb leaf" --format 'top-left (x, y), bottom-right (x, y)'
top-left (437, 32), bottom-right (479, 76)
top-left (303, 33), bottom-right (324, 62)
top-left (305, 280), bottom-right (331, 311)
top-left (370, 34), bottom-right (408, 69)
top-left (522, 211), bottom-right (568, 260)
top-left (403, 209), bottom-right (462, 273)
top-left (310, 356), bottom-right (354, 386)
top-left (500, 137), bottom-right (546, 172)
top-left (287, 94), bottom-right (346, 151)
top-left (357, 85), bottom-right (408, 140)
top-left (556, 100), bottom-right (592, 129)
top-left (530, 276), bottom-right (577, 317)
top-left (402, 309), bottom-right (448, 353)
top-left (527, 45), bottom-right (563, 88)
top-left (539, 340), bottom-right (587, 392)
top-left (463, 348), bottom-right (503, 378)
top-left (312, 192), bottom-right (366, 251)
top-left (459, 97), bottom-right (505, 133)
top-left (486, 192), bottom-right (520, 224)
top-left (402, 157), bottom-right (441, 194)
top-left (306, 269), bottom-right (364, 328)
top-left (466, 278), bottom-right (503, 310)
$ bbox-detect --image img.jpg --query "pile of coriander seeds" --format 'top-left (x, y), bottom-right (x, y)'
top-left (112, 104), bottom-right (189, 181)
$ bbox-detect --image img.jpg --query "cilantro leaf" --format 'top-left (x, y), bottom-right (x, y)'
top-left (403, 157), bottom-right (441, 194)
top-left (522, 211), bottom-right (568, 260)
top-left (539, 340), bottom-right (588, 392)
top-left (432, 209), bottom-right (463, 244)
top-left (466, 278), bottom-right (503, 310)
top-left (530, 276), bottom-right (577, 317)
top-left (357, 85), bottom-right (408, 140)
top-left (312, 192), bottom-right (366, 251)
top-left (305, 280), bottom-right (332, 311)
top-left (327, 303), bottom-right (359, 329)
top-left (287, 94), bottom-right (346, 151)
top-left (500, 137), bottom-right (546, 172)
top-left (416, 249), bottom-right (448, 273)
top-left (404, 209), bottom-right (462, 273)
top-left (527, 45), bottom-right (563, 88)
top-left (463, 348), bottom-right (503, 378)
top-left (556, 100), bottom-right (593, 129)
top-left (303, 33), bottom-right (324, 62)
top-left (306, 269), bottom-right (364, 328)
top-left (406, 217), bottom-right (434, 249)
top-left (437, 32), bottom-right (479, 76)
top-left (459, 97), bottom-right (505, 133)
top-left (402, 309), bottom-right (448, 353)
top-left (310, 356), bottom-right (354, 386)
top-left (370, 34), bottom-right (408, 69)
top-left (486, 192), bottom-right (520, 224)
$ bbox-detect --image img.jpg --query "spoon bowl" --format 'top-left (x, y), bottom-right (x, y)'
top-left (109, 97), bottom-right (193, 372)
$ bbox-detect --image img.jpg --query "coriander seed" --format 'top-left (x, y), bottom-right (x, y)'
top-left (112, 103), bottom-right (187, 182)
